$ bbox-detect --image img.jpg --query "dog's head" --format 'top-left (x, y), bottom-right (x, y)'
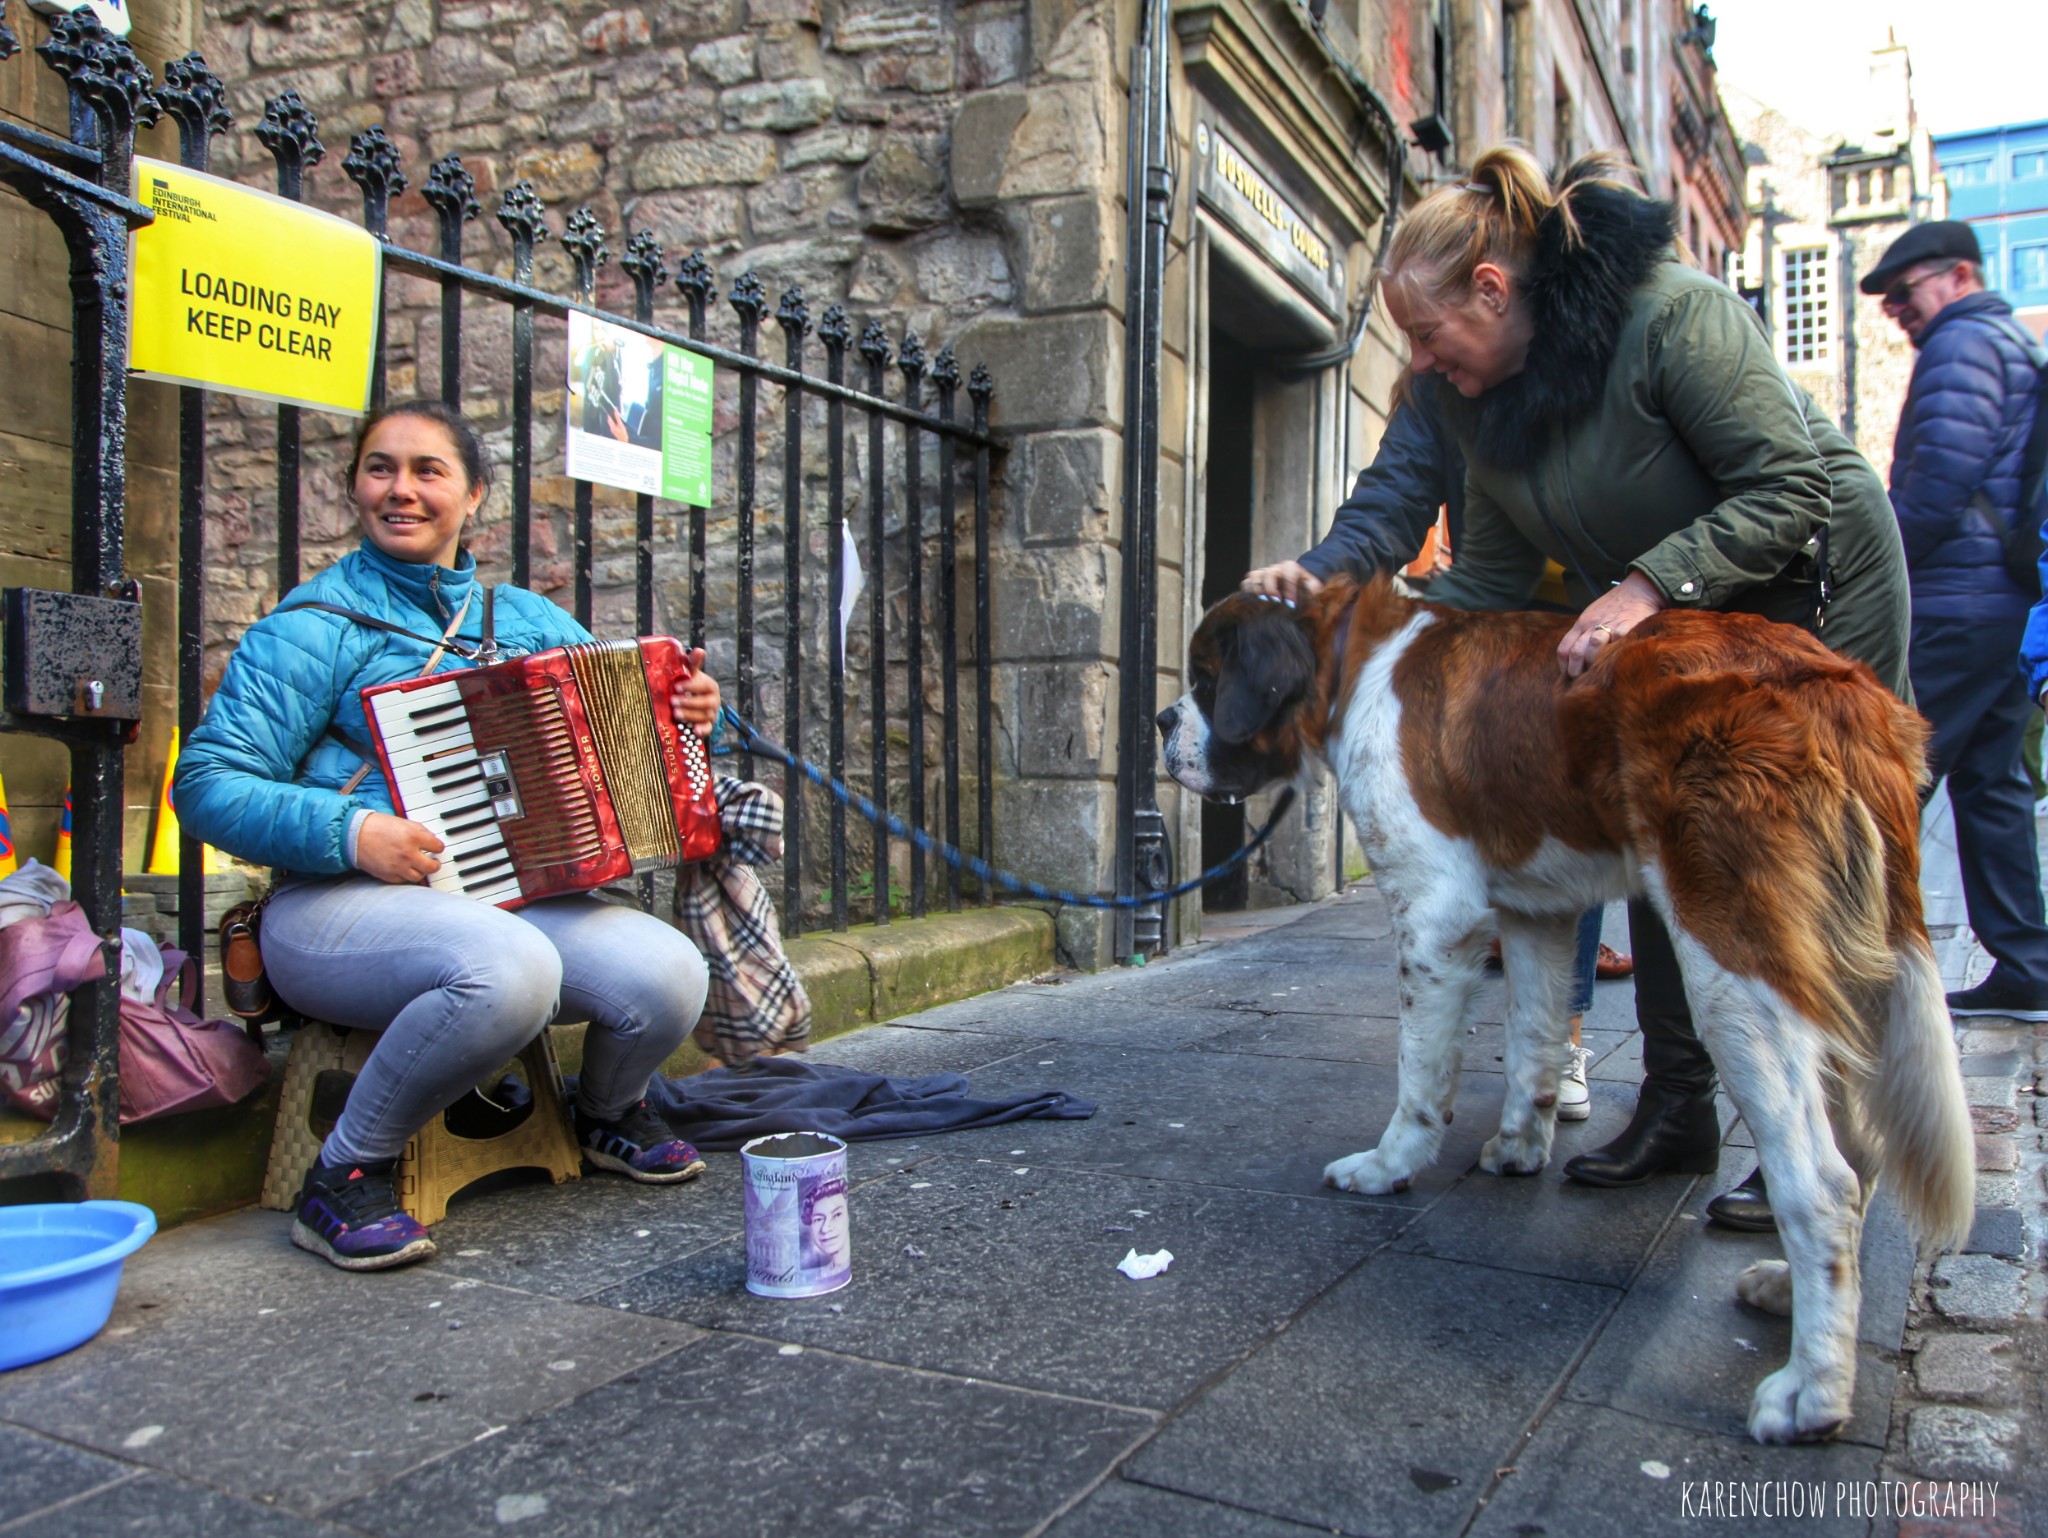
top-left (1157, 592), bottom-right (1322, 802)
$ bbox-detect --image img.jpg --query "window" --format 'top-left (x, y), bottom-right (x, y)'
top-left (2014, 150), bottom-right (2048, 180)
top-left (1944, 157), bottom-right (1995, 187)
top-left (2014, 244), bottom-right (2048, 291)
top-left (1778, 246), bottom-right (1832, 366)
top-left (1502, 0), bottom-right (1528, 140)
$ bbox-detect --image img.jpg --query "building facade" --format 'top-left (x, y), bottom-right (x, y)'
top-left (1934, 117), bottom-right (2048, 341)
top-left (1, 0), bottom-right (1744, 965)
top-left (1722, 37), bottom-right (1939, 480)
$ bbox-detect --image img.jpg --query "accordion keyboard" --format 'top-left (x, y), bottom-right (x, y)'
top-left (361, 635), bottom-right (721, 907)
top-left (367, 674), bottom-right (607, 904)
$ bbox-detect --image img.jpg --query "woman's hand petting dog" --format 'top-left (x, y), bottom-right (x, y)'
top-left (1558, 570), bottom-right (1666, 677)
top-left (1241, 561), bottom-right (1323, 605)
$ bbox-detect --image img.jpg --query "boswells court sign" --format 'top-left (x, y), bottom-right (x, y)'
top-left (129, 158), bottom-right (381, 415)
top-left (1196, 125), bottom-right (1345, 323)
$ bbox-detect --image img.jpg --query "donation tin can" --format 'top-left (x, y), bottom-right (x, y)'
top-left (740, 1131), bottom-right (851, 1298)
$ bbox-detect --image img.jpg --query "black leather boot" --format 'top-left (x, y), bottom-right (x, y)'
top-left (1562, 1078), bottom-right (1721, 1186)
top-left (1705, 1166), bottom-right (1775, 1232)
top-left (1564, 901), bottom-right (1722, 1187)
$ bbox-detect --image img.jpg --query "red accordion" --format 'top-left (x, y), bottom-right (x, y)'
top-left (362, 637), bottom-right (721, 908)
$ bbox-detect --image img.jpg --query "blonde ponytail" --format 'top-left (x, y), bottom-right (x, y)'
top-left (1383, 143), bottom-right (1648, 305)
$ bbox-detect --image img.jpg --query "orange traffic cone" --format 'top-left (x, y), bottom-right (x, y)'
top-left (0, 766), bottom-right (16, 879)
top-left (53, 786), bottom-right (71, 883)
top-left (147, 729), bottom-right (224, 875)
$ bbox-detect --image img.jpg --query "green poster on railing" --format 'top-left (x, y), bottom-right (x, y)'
top-left (565, 312), bottom-right (715, 507)
top-left (661, 348), bottom-right (714, 508)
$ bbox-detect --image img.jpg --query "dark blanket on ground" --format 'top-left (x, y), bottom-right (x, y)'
top-left (607, 1056), bottom-right (1096, 1151)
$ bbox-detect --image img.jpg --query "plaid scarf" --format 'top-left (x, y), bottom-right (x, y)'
top-left (672, 776), bottom-right (812, 1065)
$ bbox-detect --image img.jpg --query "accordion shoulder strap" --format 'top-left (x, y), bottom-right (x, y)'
top-left (279, 598), bottom-right (483, 660)
top-left (284, 591), bottom-right (476, 795)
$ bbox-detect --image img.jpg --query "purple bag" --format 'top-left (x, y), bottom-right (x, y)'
top-left (0, 901), bottom-right (110, 1119)
top-left (117, 947), bottom-right (270, 1125)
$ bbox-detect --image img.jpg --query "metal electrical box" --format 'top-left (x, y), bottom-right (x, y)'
top-left (3, 587), bottom-right (144, 725)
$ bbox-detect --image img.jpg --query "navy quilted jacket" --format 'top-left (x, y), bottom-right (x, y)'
top-left (176, 540), bottom-right (594, 876)
top-left (1890, 291), bottom-right (2041, 621)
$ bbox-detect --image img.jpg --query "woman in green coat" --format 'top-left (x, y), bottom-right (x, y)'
top-left (1378, 146), bottom-right (1912, 1217)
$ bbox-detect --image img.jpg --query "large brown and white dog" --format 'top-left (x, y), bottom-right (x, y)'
top-left (1157, 576), bottom-right (1974, 1445)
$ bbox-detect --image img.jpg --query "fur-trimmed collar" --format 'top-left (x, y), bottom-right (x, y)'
top-left (1449, 184), bottom-right (1677, 470)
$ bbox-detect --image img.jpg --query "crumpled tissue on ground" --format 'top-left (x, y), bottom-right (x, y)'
top-left (1117, 1248), bottom-right (1174, 1280)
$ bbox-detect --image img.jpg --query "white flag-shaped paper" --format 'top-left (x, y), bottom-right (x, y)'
top-left (839, 522), bottom-right (866, 652)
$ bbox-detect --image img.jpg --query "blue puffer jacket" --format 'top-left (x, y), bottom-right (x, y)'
top-left (176, 540), bottom-right (593, 876)
top-left (1890, 291), bottom-right (2041, 621)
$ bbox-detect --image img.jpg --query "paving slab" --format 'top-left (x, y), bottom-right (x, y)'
top-left (1589, 1030), bottom-right (1646, 1082)
top-left (0, 1209), bottom-right (697, 1515)
top-left (425, 1167), bottom-right (759, 1300)
top-left (1390, 1100), bottom-right (1698, 1290)
top-left (1046, 1477), bottom-right (1343, 1537)
top-left (1464, 1399), bottom-right (1882, 1538)
top-left (590, 1153), bottom-right (1404, 1408)
top-left (1658, 1167), bottom-right (1911, 1355)
top-left (1183, 1011), bottom-right (1635, 1085)
top-left (808, 1019), bottom-right (1058, 1074)
top-left (1561, 1194), bottom-right (1905, 1448)
top-left (931, 1038), bottom-right (1511, 1207)
top-left (324, 1332), bottom-right (1152, 1538)
top-left (1141, 958), bottom-right (1410, 1019)
top-left (423, 1115), bottom-right (953, 1301)
top-left (1126, 1250), bottom-right (1617, 1537)
top-left (1185, 1008), bottom-right (1406, 1067)
top-left (887, 989), bottom-right (1247, 1050)
top-left (2, 1470), bottom-right (370, 1537)
top-left (1151, 930), bottom-right (1404, 975)
top-left (1229, 888), bottom-right (1394, 942)
top-left (0, 1421), bottom-right (134, 1523)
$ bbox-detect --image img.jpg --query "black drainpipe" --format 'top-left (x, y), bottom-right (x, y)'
top-left (1115, 0), bottom-right (1174, 960)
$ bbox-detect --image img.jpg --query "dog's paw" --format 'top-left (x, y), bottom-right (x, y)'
top-left (1323, 1149), bottom-right (1412, 1195)
top-left (1747, 1365), bottom-right (1850, 1445)
top-left (1480, 1130), bottom-right (1548, 1177)
top-left (1735, 1259), bottom-right (1795, 1318)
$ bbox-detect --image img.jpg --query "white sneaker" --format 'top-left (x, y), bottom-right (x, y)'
top-left (1557, 1045), bottom-right (1593, 1121)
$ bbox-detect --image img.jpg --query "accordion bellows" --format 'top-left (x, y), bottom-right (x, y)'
top-left (363, 637), bottom-right (721, 907)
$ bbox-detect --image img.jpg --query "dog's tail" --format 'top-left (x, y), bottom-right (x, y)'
top-left (1867, 938), bottom-right (1976, 1251)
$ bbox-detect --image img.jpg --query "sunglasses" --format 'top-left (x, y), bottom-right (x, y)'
top-left (1880, 263), bottom-right (1959, 309)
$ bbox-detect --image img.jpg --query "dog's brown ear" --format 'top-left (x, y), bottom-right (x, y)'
top-left (1213, 608), bottom-right (1316, 744)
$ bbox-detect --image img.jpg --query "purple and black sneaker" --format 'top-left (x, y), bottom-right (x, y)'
top-left (291, 1157), bottom-right (436, 1271)
top-left (576, 1101), bottom-right (706, 1183)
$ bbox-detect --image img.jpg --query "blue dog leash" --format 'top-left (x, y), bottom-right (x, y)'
top-left (717, 705), bottom-right (1297, 911)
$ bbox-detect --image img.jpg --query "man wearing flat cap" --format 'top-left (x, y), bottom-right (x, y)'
top-left (1866, 219), bottom-right (2048, 1020)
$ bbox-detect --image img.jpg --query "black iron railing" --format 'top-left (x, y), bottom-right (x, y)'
top-left (0, 9), bottom-right (1000, 1199)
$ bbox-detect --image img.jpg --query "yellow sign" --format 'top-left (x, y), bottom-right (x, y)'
top-left (129, 157), bottom-right (381, 415)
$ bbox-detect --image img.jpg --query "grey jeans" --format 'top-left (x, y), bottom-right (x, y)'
top-left (264, 876), bottom-right (708, 1165)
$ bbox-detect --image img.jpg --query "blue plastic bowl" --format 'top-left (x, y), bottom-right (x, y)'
top-left (0, 1201), bottom-right (157, 1371)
